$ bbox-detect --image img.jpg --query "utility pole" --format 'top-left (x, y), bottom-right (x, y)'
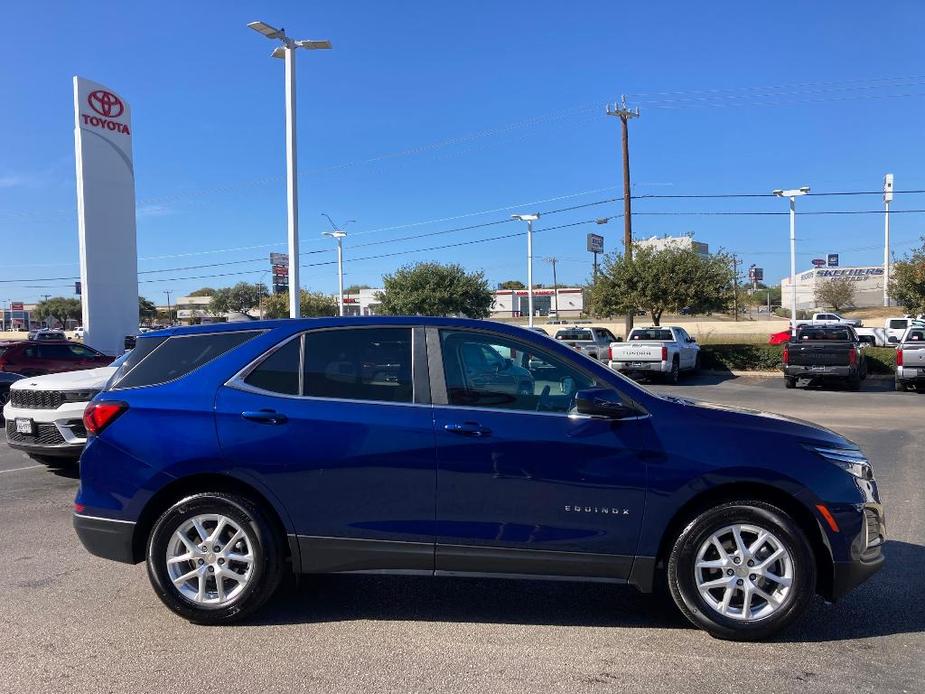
top-left (731, 255), bottom-right (740, 322)
top-left (883, 173), bottom-right (893, 307)
top-left (606, 96), bottom-right (639, 335)
top-left (41, 294), bottom-right (51, 302)
top-left (544, 257), bottom-right (559, 318)
top-left (164, 290), bottom-right (172, 325)
top-left (773, 186), bottom-right (810, 336)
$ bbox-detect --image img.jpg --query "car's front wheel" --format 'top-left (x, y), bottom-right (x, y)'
top-left (667, 500), bottom-right (816, 641)
top-left (146, 492), bottom-right (284, 624)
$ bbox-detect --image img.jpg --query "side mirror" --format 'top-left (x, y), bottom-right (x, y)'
top-left (688, 337), bottom-right (697, 343)
top-left (574, 388), bottom-right (637, 419)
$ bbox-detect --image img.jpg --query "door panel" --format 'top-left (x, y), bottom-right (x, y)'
top-left (431, 328), bottom-right (648, 579)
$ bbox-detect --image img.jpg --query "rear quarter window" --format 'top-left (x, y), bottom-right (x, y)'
top-left (110, 331), bottom-right (260, 389)
top-left (555, 329), bottom-right (593, 341)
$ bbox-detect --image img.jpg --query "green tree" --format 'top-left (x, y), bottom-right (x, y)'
top-left (814, 276), bottom-right (857, 311)
top-left (209, 282), bottom-right (268, 316)
top-left (138, 296), bottom-right (157, 322)
top-left (746, 284), bottom-right (782, 308)
top-left (188, 287), bottom-right (216, 297)
top-left (498, 280), bottom-right (526, 290)
top-left (33, 297), bottom-right (81, 327)
top-left (890, 239), bottom-right (925, 315)
top-left (344, 284), bottom-right (372, 294)
top-left (376, 262), bottom-right (493, 318)
top-left (263, 290), bottom-right (338, 318)
top-left (588, 245), bottom-right (734, 325)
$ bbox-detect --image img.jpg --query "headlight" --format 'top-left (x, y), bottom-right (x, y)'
top-left (60, 390), bottom-right (100, 404)
top-left (808, 446), bottom-right (874, 480)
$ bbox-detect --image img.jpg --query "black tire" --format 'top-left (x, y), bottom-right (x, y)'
top-left (847, 374), bottom-right (861, 391)
top-left (667, 500), bottom-right (816, 641)
top-left (784, 377), bottom-right (797, 389)
top-left (664, 357), bottom-right (680, 384)
top-left (895, 380), bottom-right (906, 392)
top-left (146, 492), bottom-right (284, 625)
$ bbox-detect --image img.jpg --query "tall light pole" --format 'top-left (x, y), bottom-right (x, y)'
top-left (772, 186), bottom-right (810, 335)
top-left (512, 214), bottom-right (540, 327)
top-left (248, 20), bottom-right (332, 319)
top-left (883, 173), bottom-right (894, 307)
top-left (544, 257), bottom-right (559, 318)
top-left (322, 230), bottom-right (347, 316)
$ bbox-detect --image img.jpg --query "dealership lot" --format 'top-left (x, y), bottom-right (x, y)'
top-left (0, 376), bottom-right (922, 694)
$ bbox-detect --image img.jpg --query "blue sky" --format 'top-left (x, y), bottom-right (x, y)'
top-left (2, 1), bottom-right (924, 304)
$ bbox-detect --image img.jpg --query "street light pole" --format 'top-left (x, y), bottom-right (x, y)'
top-left (544, 257), bottom-right (559, 318)
top-left (512, 214), bottom-right (540, 327)
top-left (883, 173), bottom-right (894, 307)
top-left (322, 230), bottom-right (347, 316)
top-left (248, 20), bottom-right (332, 319)
top-left (773, 186), bottom-right (810, 336)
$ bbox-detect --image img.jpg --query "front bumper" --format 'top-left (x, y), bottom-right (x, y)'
top-left (3, 402), bottom-right (88, 457)
top-left (73, 513), bottom-right (138, 564)
top-left (824, 503), bottom-right (885, 601)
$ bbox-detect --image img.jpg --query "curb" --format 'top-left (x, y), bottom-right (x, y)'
top-left (703, 370), bottom-right (895, 380)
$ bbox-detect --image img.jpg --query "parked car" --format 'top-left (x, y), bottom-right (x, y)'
top-left (0, 340), bottom-right (114, 377)
top-left (782, 325), bottom-right (867, 390)
top-left (608, 326), bottom-right (700, 383)
top-left (73, 318), bottom-right (884, 640)
top-left (882, 316), bottom-right (925, 344)
top-left (768, 329), bottom-right (792, 346)
top-left (3, 353), bottom-right (126, 463)
top-left (28, 329), bottom-right (68, 342)
top-left (552, 326), bottom-right (620, 361)
top-left (793, 312), bottom-right (863, 328)
top-left (854, 327), bottom-right (891, 347)
top-left (0, 371), bottom-right (24, 417)
top-left (74, 326), bottom-right (85, 339)
top-left (894, 325), bottom-right (925, 392)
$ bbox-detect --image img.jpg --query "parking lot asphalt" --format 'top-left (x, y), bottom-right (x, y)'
top-left (0, 375), bottom-right (922, 694)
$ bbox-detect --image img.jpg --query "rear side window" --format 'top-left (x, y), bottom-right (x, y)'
top-left (244, 336), bottom-right (301, 395)
top-left (889, 319), bottom-right (907, 330)
top-left (303, 328), bottom-right (413, 403)
top-left (38, 344), bottom-right (78, 360)
top-left (111, 331), bottom-right (259, 389)
top-left (555, 329), bottom-right (593, 340)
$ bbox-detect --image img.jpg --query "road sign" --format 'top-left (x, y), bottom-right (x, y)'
top-left (270, 252), bottom-right (289, 266)
top-left (748, 266), bottom-right (764, 282)
top-left (827, 253), bottom-right (839, 267)
top-left (10, 302), bottom-right (23, 311)
top-left (586, 233), bottom-right (604, 254)
top-left (812, 258), bottom-right (826, 268)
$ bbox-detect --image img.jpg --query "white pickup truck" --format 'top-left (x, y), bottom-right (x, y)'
top-left (552, 326), bottom-right (620, 362)
top-left (608, 326), bottom-right (700, 384)
top-left (895, 325), bottom-right (925, 392)
top-left (793, 312), bottom-right (863, 328)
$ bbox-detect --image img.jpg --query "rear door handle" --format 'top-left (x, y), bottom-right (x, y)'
top-left (241, 410), bottom-right (288, 425)
top-left (444, 422), bottom-right (491, 437)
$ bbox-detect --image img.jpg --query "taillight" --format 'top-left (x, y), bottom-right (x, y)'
top-left (661, 345), bottom-right (668, 361)
top-left (83, 401), bottom-right (128, 435)
top-left (782, 346), bottom-right (789, 365)
top-left (896, 349), bottom-right (903, 366)
top-left (608, 346), bottom-right (613, 361)
top-left (848, 346), bottom-right (857, 366)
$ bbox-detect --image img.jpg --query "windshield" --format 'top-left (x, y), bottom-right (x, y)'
top-left (629, 329), bottom-right (674, 341)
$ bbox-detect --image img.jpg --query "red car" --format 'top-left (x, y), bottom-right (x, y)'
top-left (768, 329), bottom-right (793, 345)
top-left (0, 341), bottom-right (114, 376)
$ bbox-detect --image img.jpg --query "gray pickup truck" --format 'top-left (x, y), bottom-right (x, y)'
top-left (552, 326), bottom-right (620, 362)
top-left (895, 326), bottom-right (925, 392)
top-left (783, 324), bottom-right (867, 390)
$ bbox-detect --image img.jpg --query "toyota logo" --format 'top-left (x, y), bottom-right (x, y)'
top-left (87, 90), bottom-right (124, 118)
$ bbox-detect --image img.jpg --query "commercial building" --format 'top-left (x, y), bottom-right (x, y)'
top-left (1, 303), bottom-right (38, 331)
top-left (780, 265), bottom-right (887, 310)
top-left (635, 234), bottom-right (709, 257)
top-left (342, 288), bottom-right (383, 316)
top-left (490, 287), bottom-right (585, 319)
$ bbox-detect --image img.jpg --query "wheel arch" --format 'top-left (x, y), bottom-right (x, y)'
top-left (131, 473), bottom-right (297, 569)
top-left (651, 482), bottom-right (833, 598)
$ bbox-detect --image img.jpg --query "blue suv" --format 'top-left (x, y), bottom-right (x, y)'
top-left (74, 317), bottom-right (884, 640)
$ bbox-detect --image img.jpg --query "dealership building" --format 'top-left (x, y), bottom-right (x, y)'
top-left (490, 287), bottom-right (585, 318)
top-left (780, 265), bottom-right (887, 310)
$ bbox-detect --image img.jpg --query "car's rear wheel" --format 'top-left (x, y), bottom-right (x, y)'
top-left (667, 500), bottom-right (816, 641)
top-left (146, 492), bottom-right (284, 624)
top-left (784, 377), bottom-right (797, 389)
top-left (895, 380), bottom-right (907, 392)
top-left (664, 357), bottom-right (680, 384)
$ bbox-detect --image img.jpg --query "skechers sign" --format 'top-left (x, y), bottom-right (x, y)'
top-left (80, 90), bottom-right (130, 135)
top-left (799, 267), bottom-right (884, 282)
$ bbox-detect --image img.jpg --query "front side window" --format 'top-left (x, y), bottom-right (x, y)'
top-left (440, 330), bottom-right (595, 413)
top-left (68, 344), bottom-right (98, 358)
top-left (890, 320), bottom-right (907, 330)
top-left (303, 328), bottom-right (413, 403)
top-left (38, 344), bottom-right (77, 360)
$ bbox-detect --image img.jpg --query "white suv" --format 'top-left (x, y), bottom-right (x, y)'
top-left (3, 353), bottom-right (126, 464)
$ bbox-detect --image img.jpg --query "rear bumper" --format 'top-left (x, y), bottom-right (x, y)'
top-left (896, 366), bottom-right (925, 381)
top-left (784, 365), bottom-right (855, 378)
top-left (73, 513), bottom-right (138, 564)
top-left (610, 360), bottom-right (667, 373)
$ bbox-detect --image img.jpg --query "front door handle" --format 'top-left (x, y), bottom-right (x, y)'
top-left (241, 410), bottom-right (288, 425)
top-left (444, 422), bottom-right (491, 437)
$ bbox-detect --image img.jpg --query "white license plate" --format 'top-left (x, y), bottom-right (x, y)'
top-left (15, 418), bottom-right (34, 435)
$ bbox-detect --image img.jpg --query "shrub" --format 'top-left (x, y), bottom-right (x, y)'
top-left (699, 344), bottom-right (898, 373)
top-left (864, 347), bottom-right (896, 374)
